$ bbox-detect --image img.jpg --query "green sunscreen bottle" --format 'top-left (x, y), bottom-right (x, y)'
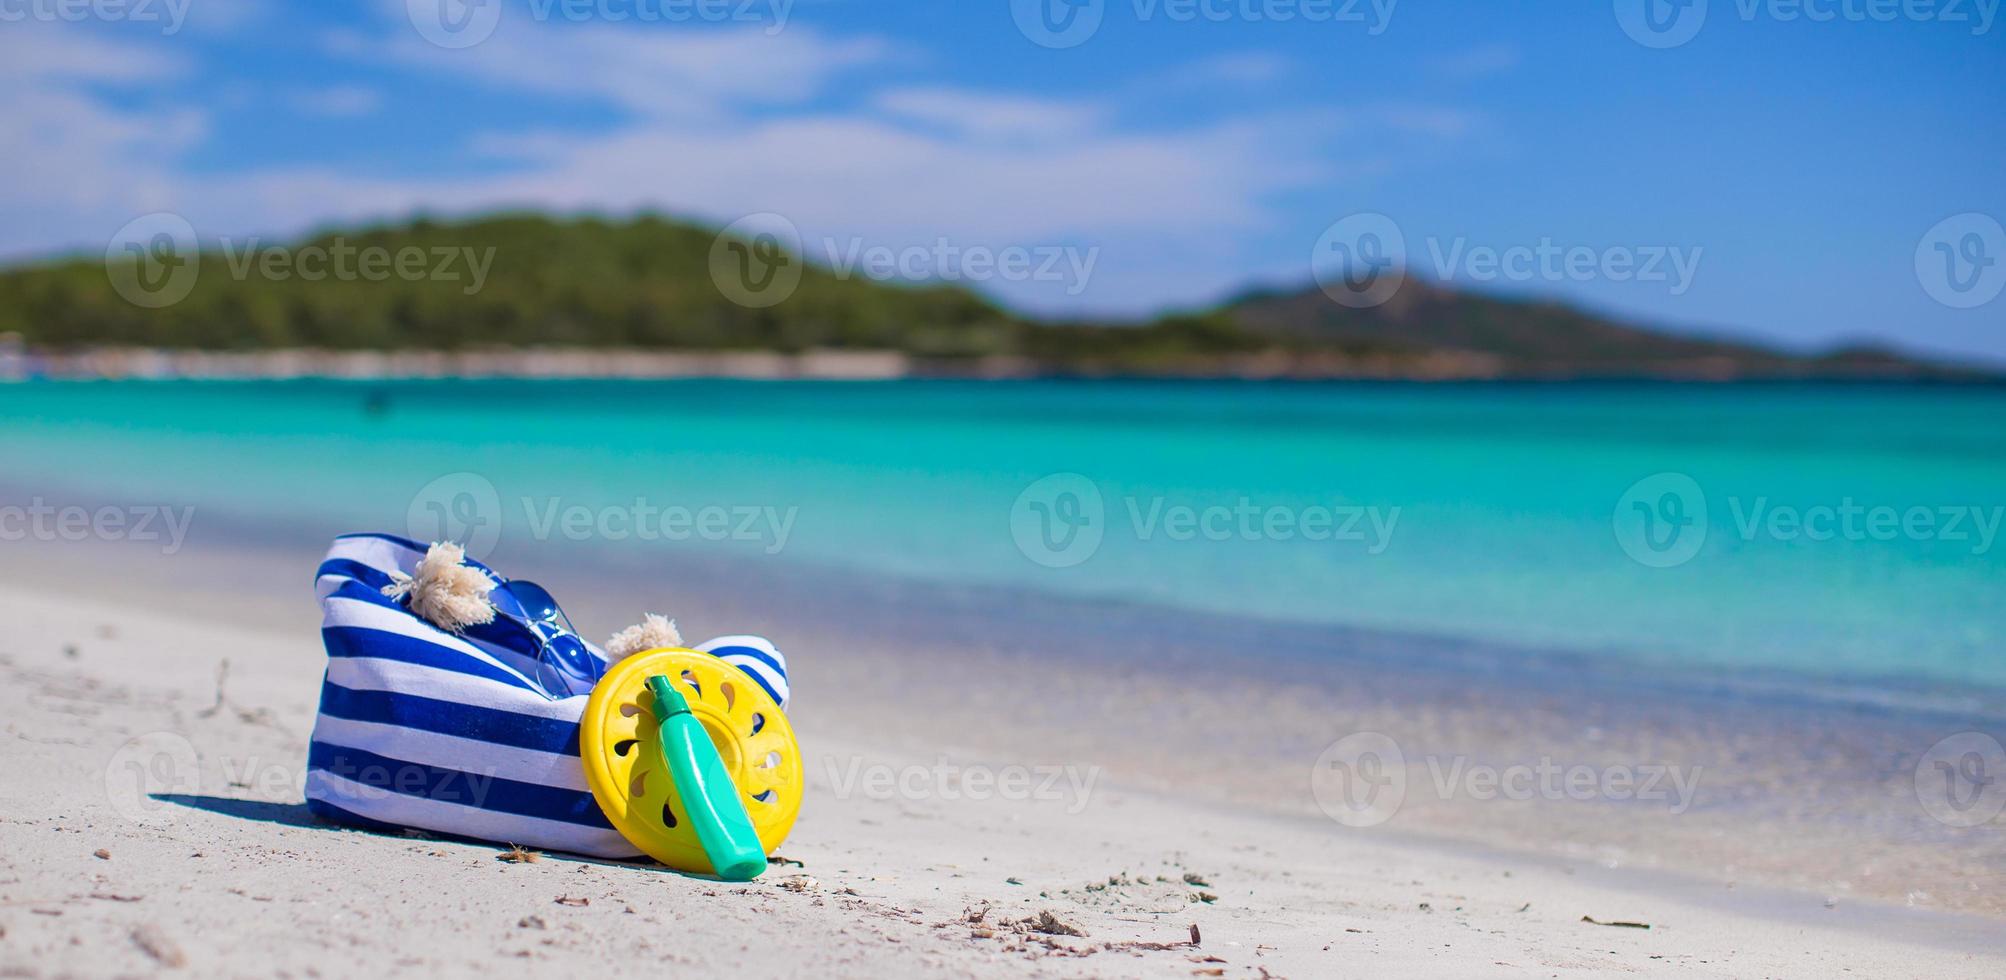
top-left (646, 675), bottom-right (767, 881)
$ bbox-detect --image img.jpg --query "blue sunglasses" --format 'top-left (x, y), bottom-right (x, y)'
top-left (492, 579), bottom-right (602, 697)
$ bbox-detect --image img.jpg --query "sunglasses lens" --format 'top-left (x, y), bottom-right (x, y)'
top-left (537, 632), bottom-right (600, 691)
top-left (503, 580), bottom-right (575, 631)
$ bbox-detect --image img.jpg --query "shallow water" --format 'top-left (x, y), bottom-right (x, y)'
top-left (3, 378), bottom-right (2002, 695)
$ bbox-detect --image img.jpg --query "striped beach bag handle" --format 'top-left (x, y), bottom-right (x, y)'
top-left (305, 533), bottom-right (789, 858)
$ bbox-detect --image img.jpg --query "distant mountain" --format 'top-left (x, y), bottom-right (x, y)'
top-left (0, 214), bottom-right (1985, 380)
top-left (1220, 280), bottom-right (1985, 380)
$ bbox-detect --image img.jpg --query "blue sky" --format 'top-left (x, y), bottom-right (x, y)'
top-left (3, 0), bottom-right (2002, 363)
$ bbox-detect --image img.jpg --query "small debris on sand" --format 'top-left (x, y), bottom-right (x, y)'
top-left (1005, 877), bottom-right (1023, 885)
top-left (554, 896), bottom-right (589, 907)
top-left (767, 855), bottom-right (805, 868)
top-left (94, 848), bottom-right (111, 860)
top-left (517, 916), bottom-right (548, 930)
top-left (1181, 872), bottom-right (1210, 887)
top-left (1581, 915), bottom-right (1650, 929)
top-left (776, 875), bottom-right (818, 893)
top-left (1191, 923), bottom-right (1202, 945)
top-left (131, 924), bottom-right (187, 968)
top-left (1012, 910), bottom-right (1088, 938)
top-left (1192, 891), bottom-right (1218, 904)
top-left (496, 845), bottom-right (540, 864)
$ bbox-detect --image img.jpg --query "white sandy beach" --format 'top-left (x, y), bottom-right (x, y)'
top-left (1, 538), bottom-right (2002, 979)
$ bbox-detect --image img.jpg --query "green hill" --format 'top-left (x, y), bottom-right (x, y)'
top-left (0, 213), bottom-right (1980, 380)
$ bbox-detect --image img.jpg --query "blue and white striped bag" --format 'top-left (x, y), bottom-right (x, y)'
top-left (306, 533), bottom-right (789, 857)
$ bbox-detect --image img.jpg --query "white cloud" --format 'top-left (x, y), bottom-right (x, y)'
top-left (335, 21), bottom-right (891, 117)
top-left (871, 88), bottom-right (1106, 143)
top-left (0, 26), bottom-right (206, 258)
top-left (0, 18), bottom-right (1461, 314)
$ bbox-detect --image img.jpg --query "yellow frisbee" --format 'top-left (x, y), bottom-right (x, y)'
top-left (579, 648), bottom-right (802, 873)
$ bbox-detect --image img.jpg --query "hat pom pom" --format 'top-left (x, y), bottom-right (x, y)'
top-left (606, 613), bottom-right (682, 662)
top-left (381, 542), bottom-right (497, 633)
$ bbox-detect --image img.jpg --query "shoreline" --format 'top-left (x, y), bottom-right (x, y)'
top-left (7, 519), bottom-right (2003, 922)
top-left (4, 346), bottom-right (1997, 383)
top-left (1, 542), bottom-right (2003, 976)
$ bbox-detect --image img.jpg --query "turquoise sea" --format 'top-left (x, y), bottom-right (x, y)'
top-left (3, 379), bottom-right (2002, 693)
